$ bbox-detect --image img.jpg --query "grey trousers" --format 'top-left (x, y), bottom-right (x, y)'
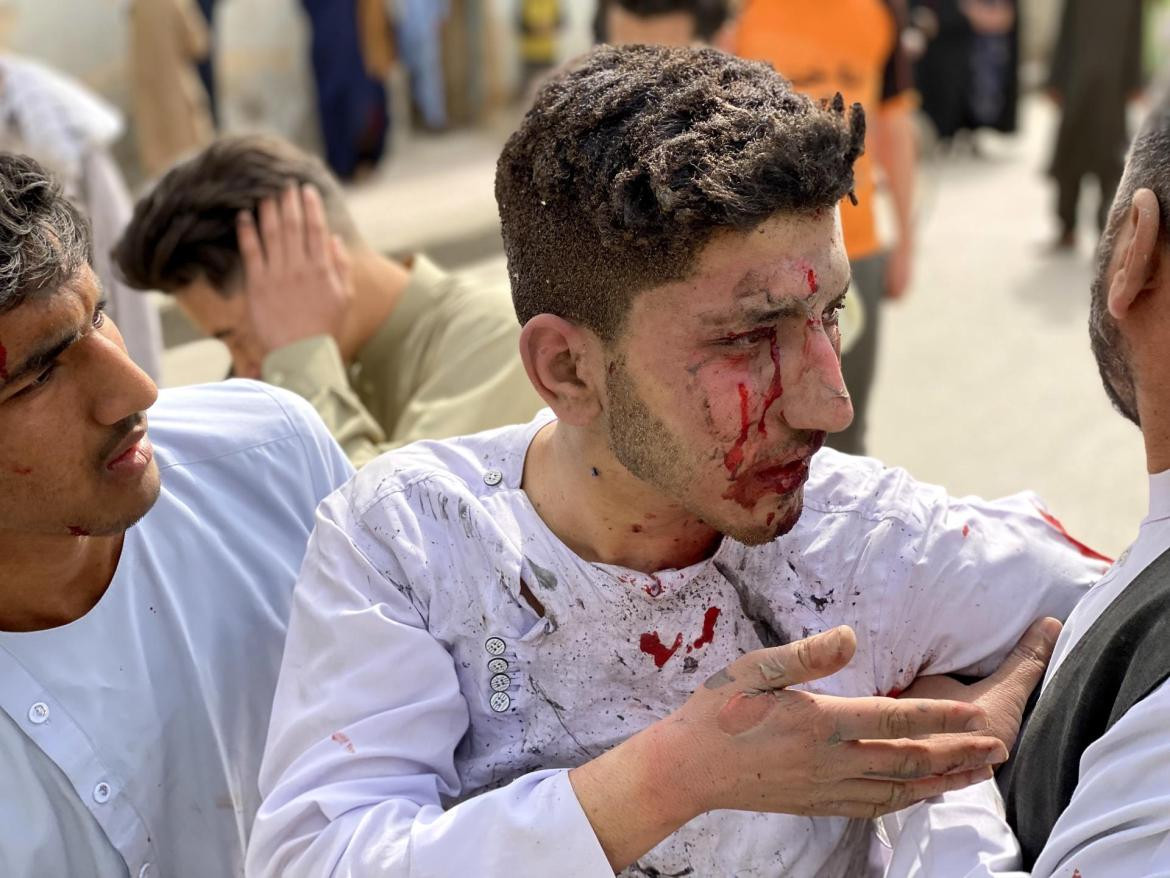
top-left (827, 252), bottom-right (887, 457)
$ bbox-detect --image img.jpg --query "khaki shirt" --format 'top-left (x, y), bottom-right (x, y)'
top-left (261, 256), bottom-right (544, 467)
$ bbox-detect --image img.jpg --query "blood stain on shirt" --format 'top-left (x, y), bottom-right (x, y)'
top-left (692, 606), bottom-right (722, 650)
top-left (330, 731), bottom-right (356, 754)
top-left (1034, 505), bottom-right (1113, 564)
top-left (962, 524), bottom-right (970, 538)
top-left (640, 630), bottom-right (684, 668)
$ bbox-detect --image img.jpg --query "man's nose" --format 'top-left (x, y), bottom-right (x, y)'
top-left (779, 324), bottom-right (853, 435)
top-left (88, 320), bottom-right (159, 427)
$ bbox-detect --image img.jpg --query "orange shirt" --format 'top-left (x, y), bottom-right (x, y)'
top-left (734, 0), bottom-right (913, 259)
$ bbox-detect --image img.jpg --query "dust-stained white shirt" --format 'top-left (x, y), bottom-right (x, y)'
top-left (883, 470), bottom-right (1170, 878)
top-left (249, 410), bottom-right (1103, 878)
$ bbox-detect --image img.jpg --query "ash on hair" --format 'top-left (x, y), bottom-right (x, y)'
top-left (496, 44), bottom-right (866, 342)
top-left (0, 153), bottom-right (92, 314)
top-left (113, 134), bottom-right (356, 296)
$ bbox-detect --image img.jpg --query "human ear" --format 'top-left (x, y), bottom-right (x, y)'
top-left (518, 314), bottom-right (604, 426)
top-left (1108, 188), bottom-right (1162, 321)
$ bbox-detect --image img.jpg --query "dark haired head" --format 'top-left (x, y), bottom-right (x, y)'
top-left (1090, 95), bottom-right (1170, 426)
top-left (0, 153), bottom-right (92, 314)
top-left (113, 134), bottom-right (356, 296)
top-left (496, 44), bottom-right (865, 342)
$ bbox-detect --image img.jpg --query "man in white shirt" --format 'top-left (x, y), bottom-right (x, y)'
top-left (881, 96), bottom-right (1170, 878)
top-left (248, 46), bottom-right (1105, 877)
top-left (0, 153), bottom-right (352, 876)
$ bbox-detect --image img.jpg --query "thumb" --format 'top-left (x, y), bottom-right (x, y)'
top-left (980, 617), bottom-right (1062, 708)
top-left (729, 626), bottom-right (857, 692)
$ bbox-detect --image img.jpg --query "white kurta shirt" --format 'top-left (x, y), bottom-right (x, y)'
top-left (0, 381), bottom-right (352, 878)
top-left (884, 470), bottom-right (1170, 878)
top-left (249, 410), bottom-right (1104, 878)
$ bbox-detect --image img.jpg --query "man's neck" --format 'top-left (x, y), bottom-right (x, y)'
top-left (336, 247), bottom-right (412, 363)
top-left (0, 532), bottom-right (124, 632)
top-left (523, 421), bottom-right (721, 574)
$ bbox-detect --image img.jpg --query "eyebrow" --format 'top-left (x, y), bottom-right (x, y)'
top-left (720, 276), bottom-right (854, 328)
top-left (212, 328), bottom-right (234, 341)
top-left (0, 328), bottom-right (81, 392)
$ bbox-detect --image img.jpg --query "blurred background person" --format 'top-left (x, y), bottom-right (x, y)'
top-left (1047, 0), bottom-right (1144, 251)
top-left (193, 0), bottom-right (219, 126)
top-left (114, 135), bottom-right (543, 466)
top-left (300, 0), bottom-right (390, 180)
top-left (519, 0), bottom-right (563, 91)
top-left (127, 0), bottom-right (214, 179)
top-left (0, 52), bottom-right (164, 380)
top-left (909, 0), bottom-right (1019, 151)
top-left (728, 0), bottom-right (918, 456)
top-left (595, 0), bottom-right (729, 45)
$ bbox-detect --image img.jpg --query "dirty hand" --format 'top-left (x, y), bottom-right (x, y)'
top-left (900, 617), bottom-right (1062, 751)
top-left (663, 626), bottom-right (1006, 820)
top-left (238, 183), bottom-right (354, 357)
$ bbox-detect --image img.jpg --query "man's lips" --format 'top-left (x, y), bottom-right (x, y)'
top-left (105, 427), bottom-right (149, 470)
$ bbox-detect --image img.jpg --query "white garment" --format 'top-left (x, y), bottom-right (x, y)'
top-left (883, 470), bottom-right (1170, 878)
top-left (0, 381), bottom-right (352, 878)
top-left (249, 410), bottom-right (1104, 878)
top-left (0, 53), bottom-right (164, 380)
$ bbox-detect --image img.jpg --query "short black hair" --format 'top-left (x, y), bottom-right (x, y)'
top-left (0, 153), bottom-right (92, 314)
top-left (113, 134), bottom-right (355, 296)
top-left (496, 44), bottom-right (865, 341)
top-left (613, 0), bottom-right (729, 39)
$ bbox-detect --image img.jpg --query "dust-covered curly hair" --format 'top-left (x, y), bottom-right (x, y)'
top-left (496, 44), bottom-right (865, 342)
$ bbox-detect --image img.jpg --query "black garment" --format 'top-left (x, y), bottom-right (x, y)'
top-left (195, 0), bottom-right (218, 126)
top-left (1048, 0), bottom-right (1143, 234)
top-left (997, 547), bottom-right (1170, 869)
top-left (912, 0), bottom-right (1019, 138)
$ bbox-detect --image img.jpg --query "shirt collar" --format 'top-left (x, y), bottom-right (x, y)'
top-left (1148, 468), bottom-right (1170, 524)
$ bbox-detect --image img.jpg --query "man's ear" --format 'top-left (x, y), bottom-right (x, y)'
top-left (519, 315), bottom-right (604, 426)
top-left (1108, 188), bottom-right (1163, 320)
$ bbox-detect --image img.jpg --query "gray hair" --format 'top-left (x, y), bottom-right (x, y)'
top-left (0, 153), bottom-right (93, 314)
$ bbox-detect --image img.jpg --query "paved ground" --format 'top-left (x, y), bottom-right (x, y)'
top-left (162, 95), bottom-right (1148, 557)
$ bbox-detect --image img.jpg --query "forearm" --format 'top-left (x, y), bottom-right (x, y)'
top-left (871, 105), bottom-right (917, 249)
top-left (569, 720), bottom-right (701, 872)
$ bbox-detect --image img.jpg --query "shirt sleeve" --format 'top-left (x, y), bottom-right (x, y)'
top-left (245, 490), bottom-right (612, 878)
top-left (883, 681), bottom-right (1170, 877)
top-left (261, 335), bottom-right (388, 469)
top-left (881, 492), bottom-right (1102, 692)
top-left (251, 381), bottom-right (356, 497)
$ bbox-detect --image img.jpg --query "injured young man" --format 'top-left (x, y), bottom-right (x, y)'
top-left (246, 45), bottom-right (1108, 878)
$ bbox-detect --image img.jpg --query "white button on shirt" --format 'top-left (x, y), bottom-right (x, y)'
top-left (249, 410), bottom-right (1103, 878)
top-left (884, 470), bottom-right (1170, 877)
top-left (0, 381), bottom-right (352, 878)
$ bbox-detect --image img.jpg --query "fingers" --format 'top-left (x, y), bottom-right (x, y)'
top-left (280, 185), bottom-right (306, 265)
top-left (848, 734), bottom-right (1007, 780)
top-left (237, 211), bottom-right (266, 282)
top-left (258, 195), bottom-right (286, 270)
top-left (981, 617), bottom-right (1061, 709)
top-left (825, 695), bottom-right (987, 742)
top-left (329, 235), bottom-right (354, 297)
top-left (302, 184), bottom-right (328, 263)
top-left (824, 765), bottom-right (994, 818)
top-left (713, 626), bottom-right (856, 692)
